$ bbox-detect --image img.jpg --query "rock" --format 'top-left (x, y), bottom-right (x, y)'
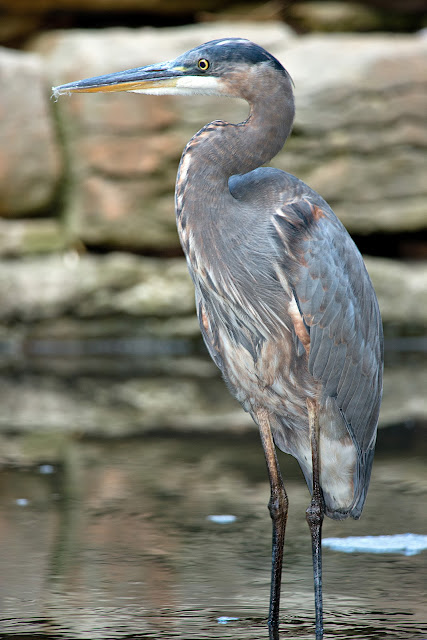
top-left (199, 1), bottom-right (285, 22)
top-left (0, 373), bottom-right (249, 436)
top-left (278, 33), bottom-right (427, 234)
top-left (0, 252), bottom-right (425, 331)
top-left (288, 2), bottom-right (384, 33)
top-left (381, 357), bottom-right (427, 427)
top-left (33, 23), bottom-right (295, 251)
top-left (0, 219), bottom-right (67, 256)
top-left (0, 252), bottom-right (195, 323)
top-left (0, 47), bottom-right (62, 217)
top-left (360, 0), bottom-right (427, 12)
top-left (0, 14), bottom-right (43, 48)
top-left (364, 257), bottom-right (427, 330)
top-left (31, 26), bottom-right (427, 248)
top-left (0, 251), bottom-right (424, 436)
top-left (0, 355), bottom-right (425, 437)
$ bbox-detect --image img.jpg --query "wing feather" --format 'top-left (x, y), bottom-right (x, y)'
top-left (272, 197), bottom-right (383, 455)
top-left (322, 341), bottom-right (347, 397)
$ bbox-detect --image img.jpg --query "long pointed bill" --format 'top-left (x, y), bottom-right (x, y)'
top-left (52, 61), bottom-right (188, 98)
top-left (52, 61), bottom-right (220, 99)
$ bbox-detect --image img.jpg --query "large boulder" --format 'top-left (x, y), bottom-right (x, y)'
top-left (0, 47), bottom-right (62, 217)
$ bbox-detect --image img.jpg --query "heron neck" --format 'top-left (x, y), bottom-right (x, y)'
top-left (175, 77), bottom-right (295, 264)
top-left (193, 94), bottom-right (292, 176)
top-left (176, 79), bottom-right (294, 214)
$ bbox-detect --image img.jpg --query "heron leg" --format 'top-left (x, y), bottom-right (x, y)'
top-left (256, 407), bottom-right (288, 640)
top-left (306, 398), bottom-right (324, 640)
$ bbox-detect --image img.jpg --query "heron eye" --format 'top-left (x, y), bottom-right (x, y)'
top-left (197, 58), bottom-right (210, 72)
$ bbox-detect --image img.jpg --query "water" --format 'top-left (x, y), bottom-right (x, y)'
top-left (0, 429), bottom-right (426, 639)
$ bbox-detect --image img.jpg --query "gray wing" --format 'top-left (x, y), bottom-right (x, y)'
top-left (272, 197), bottom-right (383, 455)
top-left (194, 285), bottom-right (225, 372)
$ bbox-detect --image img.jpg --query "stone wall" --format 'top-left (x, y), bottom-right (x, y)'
top-left (0, 20), bottom-right (427, 435)
top-left (1, 23), bottom-right (426, 329)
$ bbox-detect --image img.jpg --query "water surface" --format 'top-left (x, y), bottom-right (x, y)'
top-left (0, 428), bottom-right (426, 639)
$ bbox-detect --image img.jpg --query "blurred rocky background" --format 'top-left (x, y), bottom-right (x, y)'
top-left (0, 0), bottom-right (427, 459)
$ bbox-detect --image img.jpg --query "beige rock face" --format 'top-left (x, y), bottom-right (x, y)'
top-left (0, 252), bottom-right (425, 433)
top-left (32, 26), bottom-right (427, 250)
top-left (282, 34), bottom-right (427, 234)
top-left (33, 23), bottom-right (294, 251)
top-left (0, 47), bottom-right (62, 217)
top-left (1, 357), bottom-right (426, 435)
top-left (0, 23), bottom-right (425, 441)
top-left (0, 253), bottom-right (195, 322)
top-left (364, 257), bottom-right (427, 328)
top-left (288, 1), bottom-right (384, 32)
top-left (0, 219), bottom-right (66, 255)
top-left (0, 252), bottom-right (425, 331)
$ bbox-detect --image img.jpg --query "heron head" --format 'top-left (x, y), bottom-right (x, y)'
top-left (52, 38), bottom-right (292, 103)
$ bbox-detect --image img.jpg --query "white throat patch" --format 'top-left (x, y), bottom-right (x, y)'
top-left (131, 75), bottom-right (221, 96)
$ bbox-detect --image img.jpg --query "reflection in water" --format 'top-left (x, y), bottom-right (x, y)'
top-left (0, 433), bottom-right (426, 639)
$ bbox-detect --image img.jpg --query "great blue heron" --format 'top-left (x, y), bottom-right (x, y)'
top-left (54, 38), bottom-right (383, 640)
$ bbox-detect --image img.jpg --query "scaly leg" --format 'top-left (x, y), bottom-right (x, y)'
top-left (256, 408), bottom-right (288, 640)
top-left (306, 398), bottom-right (324, 640)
